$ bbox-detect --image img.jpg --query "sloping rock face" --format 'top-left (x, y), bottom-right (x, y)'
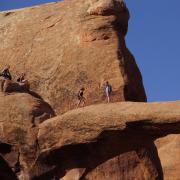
top-left (0, 92), bottom-right (55, 180)
top-left (155, 135), bottom-right (180, 180)
top-left (30, 101), bottom-right (180, 180)
top-left (0, 0), bottom-right (146, 114)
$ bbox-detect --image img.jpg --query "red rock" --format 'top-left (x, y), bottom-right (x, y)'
top-left (0, 1), bottom-right (179, 180)
top-left (32, 101), bottom-right (180, 180)
top-left (0, 0), bottom-right (146, 114)
top-left (0, 92), bottom-right (55, 179)
top-left (155, 135), bottom-right (180, 180)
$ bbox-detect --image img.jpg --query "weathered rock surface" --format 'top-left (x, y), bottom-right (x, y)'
top-left (0, 0), bottom-right (146, 114)
top-left (155, 135), bottom-right (180, 180)
top-left (0, 94), bottom-right (180, 179)
top-left (30, 101), bottom-right (180, 180)
top-left (0, 1), bottom-right (179, 180)
top-left (0, 92), bottom-right (55, 179)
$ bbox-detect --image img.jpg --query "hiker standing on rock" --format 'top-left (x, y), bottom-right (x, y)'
top-left (0, 65), bottom-right (12, 91)
top-left (105, 81), bottom-right (112, 103)
top-left (77, 87), bottom-right (86, 108)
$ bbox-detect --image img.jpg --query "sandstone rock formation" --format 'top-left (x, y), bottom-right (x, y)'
top-left (22, 101), bottom-right (180, 180)
top-left (0, 1), bottom-right (179, 180)
top-left (1, 93), bottom-right (180, 180)
top-left (0, 92), bottom-right (55, 180)
top-left (0, 0), bottom-right (146, 114)
top-left (155, 135), bottom-right (180, 180)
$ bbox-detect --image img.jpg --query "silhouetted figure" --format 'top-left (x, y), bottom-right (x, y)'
top-left (0, 65), bottom-right (12, 80)
top-left (105, 81), bottom-right (112, 103)
top-left (0, 65), bottom-right (12, 92)
top-left (77, 88), bottom-right (86, 108)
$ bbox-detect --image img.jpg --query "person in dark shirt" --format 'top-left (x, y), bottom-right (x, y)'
top-left (77, 87), bottom-right (86, 108)
top-left (0, 65), bottom-right (12, 80)
top-left (0, 65), bottom-right (12, 92)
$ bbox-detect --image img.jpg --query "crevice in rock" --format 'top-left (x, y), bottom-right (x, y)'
top-left (126, 121), bottom-right (180, 139)
top-left (0, 142), bottom-right (12, 154)
top-left (46, 18), bottom-right (62, 29)
top-left (0, 155), bottom-right (18, 180)
top-left (13, 151), bottom-right (21, 174)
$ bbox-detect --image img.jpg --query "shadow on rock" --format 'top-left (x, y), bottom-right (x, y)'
top-left (0, 79), bottom-right (56, 117)
top-left (0, 155), bottom-right (17, 180)
top-left (31, 129), bottom-right (163, 180)
top-left (111, 1), bottom-right (147, 102)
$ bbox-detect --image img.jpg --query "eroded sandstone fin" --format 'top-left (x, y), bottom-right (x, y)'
top-left (0, 0), bottom-right (146, 115)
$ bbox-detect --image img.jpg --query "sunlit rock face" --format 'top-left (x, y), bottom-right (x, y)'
top-left (0, 1), bottom-right (179, 180)
top-left (155, 135), bottom-right (180, 180)
top-left (0, 0), bottom-right (146, 115)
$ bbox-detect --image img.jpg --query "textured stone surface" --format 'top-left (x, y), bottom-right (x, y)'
top-left (0, 92), bottom-right (55, 179)
top-left (155, 135), bottom-right (180, 180)
top-left (31, 101), bottom-right (180, 180)
top-left (0, 95), bottom-right (180, 179)
top-left (0, 1), bottom-right (179, 180)
top-left (0, 0), bottom-right (146, 114)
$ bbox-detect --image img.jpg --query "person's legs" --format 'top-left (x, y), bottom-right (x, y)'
top-left (81, 98), bottom-right (85, 107)
top-left (106, 90), bottom-right (110, 103)
top-left (77, 99), bottom-right (82, 108)
top-left (107, 94), bottom-right (110, 103)
top-left (77, 97), bottom-right (86, 108)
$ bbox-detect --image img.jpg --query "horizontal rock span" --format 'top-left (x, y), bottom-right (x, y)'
top-left (30, 101), bottom-right (180, 180)
top-left (38, 101), bottom-right (180, 149)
